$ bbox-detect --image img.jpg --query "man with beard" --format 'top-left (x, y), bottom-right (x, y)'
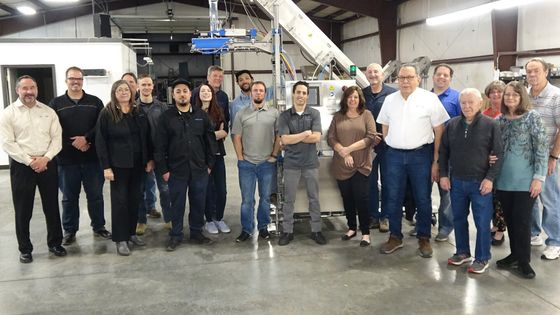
top-left (362, 63), bottom-right (397, 233)
top-left (155, 79), bottom-right (217, 251)
top-left (49, 66), bottom-right (110, 245)
top-left (0, 75), bottom-right (66, 263)
top-left (232, 81), bottom-right (280, 242)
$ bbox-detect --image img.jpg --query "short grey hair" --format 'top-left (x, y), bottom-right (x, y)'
top-left (207, 65), bottom-right (224, 77)
top-left (399, 63), bottom-right (419, 76)
top-left (460, 88), bottom-right (483, 101)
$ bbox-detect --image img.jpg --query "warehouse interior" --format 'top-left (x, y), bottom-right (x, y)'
top-left (1, 0), bottom-right (560, 314)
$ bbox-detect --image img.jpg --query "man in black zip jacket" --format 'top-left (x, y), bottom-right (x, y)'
top-left (439, 88), bottom-right (503, 274)
top-left (155, 78), bottom-right (217, 251)
top-left (49, 66), bottom-right (111, 245)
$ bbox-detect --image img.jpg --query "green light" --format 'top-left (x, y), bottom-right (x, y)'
top-left (349, 65), bottom-right (357, 76)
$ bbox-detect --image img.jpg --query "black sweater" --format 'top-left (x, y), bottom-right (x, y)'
top-left (155, 106), bottom-right (217, 179)
top-left (439, 112), bottom-right (503, 182)
top-left (49, 91), bottom-right (104, 165)
top-left (95, 107), bottom-right (153, 169)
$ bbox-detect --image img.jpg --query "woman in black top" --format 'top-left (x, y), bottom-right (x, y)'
top-left (195, 83), bottom-right (230, 234)
top-left (96, 80), bottom-right (154, 256)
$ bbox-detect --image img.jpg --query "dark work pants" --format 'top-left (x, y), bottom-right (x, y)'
top-left (110, 166), bottom-right (143, 242)
top-left (337, 172), bottom-right (370, 235)
top-left (11, 160), bottom-right (63, 254)
top-left (497, 190), bottom-right (536, 264)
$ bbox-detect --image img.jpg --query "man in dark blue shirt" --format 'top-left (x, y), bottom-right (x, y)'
top-left (362, 63), bottom-right (397, 233)
top-left (431, 63), bottom-right (461, 242)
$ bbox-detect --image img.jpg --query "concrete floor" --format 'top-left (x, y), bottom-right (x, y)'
top-left (1, 146), bottom-right (559, 314)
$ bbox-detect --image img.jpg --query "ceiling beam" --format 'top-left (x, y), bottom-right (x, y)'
top-left (323, 9), bottom-right (346, 20)
top-left (378, 1), bottom-right (398, 64)
top-left (312, 0), bottom-right (379, 18)
top-left (28, 0), bottom-right (50, 10)
top-left (0, 3), bottom-right (17, 15)
top-left (305, 4), bottom-right (329, 17)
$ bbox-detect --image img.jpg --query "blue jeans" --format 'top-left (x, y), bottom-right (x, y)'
top-left (385, 145), bottom-right (433, 239)
top-left (205, 155), bottom-right (227, 222)
top-left (167, 173), bottom-right (208, 241)
top-left (138, 169), bottom-right (171, 224)
top-left (450, 178), bottom-right (493, 262)
top-left (531, 165), bottom-right (560, 246)
top-left (58, 162), bottom-right (105, 233)
top-left (238, 159), bottom-right (274, 234)
top-left (437, 185), bottom-right (453, 235)
top-left (368, 144), bottom-right (387, 219)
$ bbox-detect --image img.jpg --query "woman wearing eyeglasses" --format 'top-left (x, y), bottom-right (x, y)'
top-left (96, 80), bottom-right (154, 256)
top-left (483, 80), bottom-right (507, 246)
top-left (495, 81), bottom-right (548, 278)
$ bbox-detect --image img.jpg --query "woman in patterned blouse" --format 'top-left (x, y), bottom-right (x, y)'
top-left (495, 81), bottom-right (548, 279)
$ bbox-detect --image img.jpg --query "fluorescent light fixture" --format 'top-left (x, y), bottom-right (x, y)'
top-left (426, 0), bottom-right (554, 26)
top-left (17, 6), bottom-right (37, 15)
top-left (43, 0), bottom-right (80, 3)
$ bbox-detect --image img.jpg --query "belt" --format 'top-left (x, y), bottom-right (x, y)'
top-left (389, 143), bottom-right (431, 152)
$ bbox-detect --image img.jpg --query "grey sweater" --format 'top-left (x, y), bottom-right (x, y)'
top-left (439, 112), bottom-right (503, 182)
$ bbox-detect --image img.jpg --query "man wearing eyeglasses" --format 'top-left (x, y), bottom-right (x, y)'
top-left (376, 64), bottom-right (449, 258)
top-left (49, 66), bottom-right (111, 246)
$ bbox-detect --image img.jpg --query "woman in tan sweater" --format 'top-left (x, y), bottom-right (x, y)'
top-left (327, 86), bottom-right (377, 246)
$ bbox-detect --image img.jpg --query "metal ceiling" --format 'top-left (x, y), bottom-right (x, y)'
top-left (0, 0), bottom-right (407, 35)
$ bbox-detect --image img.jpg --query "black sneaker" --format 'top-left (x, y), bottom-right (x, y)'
top-left (513, 263), bottom-right (536, 279)
top-left (94, 229), bottom-right (112, 239)
top-left (166, 239), bottom-right (180, 252)
top-left (48, 245), bottom-right (67, 257)
top-left (278, 233), bottom-right (294, 246)
top-left (369, 217), bottom-right (380, 229)
top-left (236, 231), bottom-right (251, 242)
top-left (311, 232), bottom-right (327, 245)
top-left (19, 253), bottom-right (33, 263)
top-left (189, 233), bottom-right (213, 245)
top-left (62, 233), bottom-right (76, 245)
top-left (496, 254), bottom-right (518, 269)
top-left (259, 229), bottom-right (270, 240)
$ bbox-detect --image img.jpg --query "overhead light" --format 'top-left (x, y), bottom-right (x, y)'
top-left (43, 0), bottom-right (80, 3)
top-left (17, 6), bottom-right (37, 15)
top-left (426, 0), bottom-right (553, 26)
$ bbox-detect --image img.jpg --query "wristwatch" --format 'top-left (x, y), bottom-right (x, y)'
top-left (550, 155), bottom-right (559, 160)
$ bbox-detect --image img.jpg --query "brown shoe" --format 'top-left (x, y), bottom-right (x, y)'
top-left (147, 209), bottom-right (162, 219)
top-left (418, 237), bottom-right (433, 258)
top-left (380, 235), bottom-right (403, 254)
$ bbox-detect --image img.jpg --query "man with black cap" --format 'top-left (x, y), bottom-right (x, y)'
top-left (155, 78), bottom-right (217, 251)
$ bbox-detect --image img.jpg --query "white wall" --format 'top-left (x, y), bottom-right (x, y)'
top-left (518, 1), bottom-right (560, 51)
top-left (0, 40), bottom-right (136, 166)
top-left (341, 17), bottom-right (380, 68)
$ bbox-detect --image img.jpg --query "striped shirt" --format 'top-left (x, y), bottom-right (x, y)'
top-left (529, 82), bottom-right (560, 149)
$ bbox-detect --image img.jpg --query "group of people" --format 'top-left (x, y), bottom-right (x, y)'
top-left (1, 59), bottom-right (559, 281)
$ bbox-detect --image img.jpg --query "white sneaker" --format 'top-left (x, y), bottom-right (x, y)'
top-left (205, 221), bottom-right (219, 234)
top-left (531, 235), bottom-right (544, 246)
top-left (215, 220), bottom-right (231, 233)
top-left (541, 245), bottom-right (560, 260)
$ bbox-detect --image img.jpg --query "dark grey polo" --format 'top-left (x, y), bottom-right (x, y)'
top-left (278, 105), bottom-right (322, 169)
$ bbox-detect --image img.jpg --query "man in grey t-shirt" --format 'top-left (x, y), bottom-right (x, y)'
top-left (232, 81), bottom-right (280, 242)
top-left (277, 81), bottom-right (325, 246)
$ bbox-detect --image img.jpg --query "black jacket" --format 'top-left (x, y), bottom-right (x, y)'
top-left (49, 91), bottom-right (104, 165)
top-left (137, 98), bottom-right (172, 144)
top-left (155, 106), bottom-right (217, 179)
top-left (439, 112), bottom-right (503, 182)
top-left (95, 107), bottom-right (153, 169)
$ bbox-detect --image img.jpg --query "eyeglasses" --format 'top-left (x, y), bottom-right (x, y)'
top-left (67, 77), bottom-right (84, 81)
top-left (504, 93), bottom-right (520, 98)
top-left (397, 76), bottom-right (417, 82)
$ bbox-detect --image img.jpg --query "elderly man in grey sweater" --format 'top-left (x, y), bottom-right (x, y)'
top-left (439, 88), bottom-right (503, 274)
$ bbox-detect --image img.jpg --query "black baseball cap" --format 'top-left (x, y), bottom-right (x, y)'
top-left (171, 78), bottom-right (192, 90)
